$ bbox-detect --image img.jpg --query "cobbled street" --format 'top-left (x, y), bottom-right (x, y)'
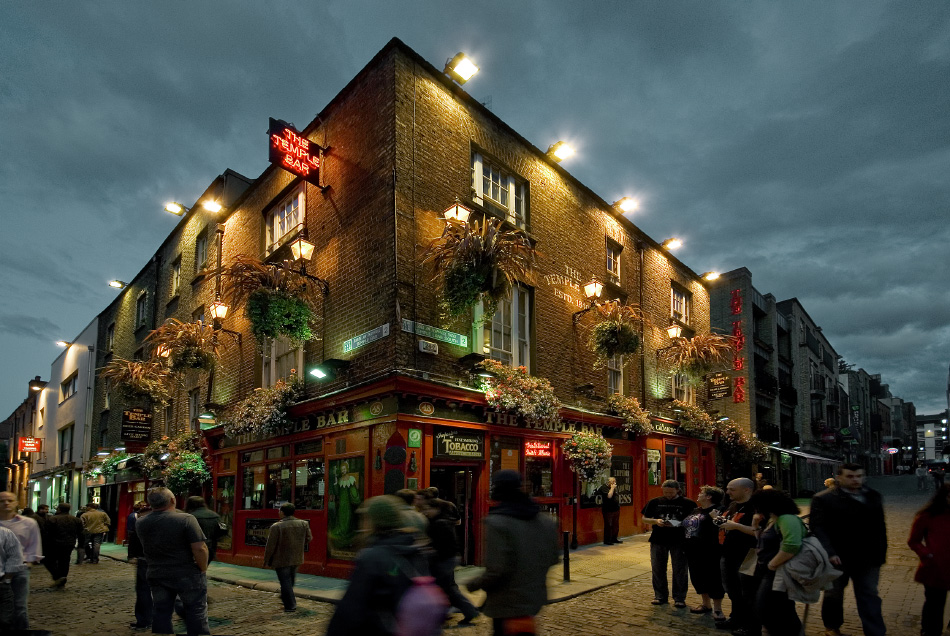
top-left (27, 476), bottom-right (938, 636)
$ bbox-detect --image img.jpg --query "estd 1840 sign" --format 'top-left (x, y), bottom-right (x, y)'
top-left (268, 118), bottom-right (321, 185)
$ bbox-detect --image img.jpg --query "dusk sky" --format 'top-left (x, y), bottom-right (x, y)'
top-left (1, 2), bottom-right (948, 416)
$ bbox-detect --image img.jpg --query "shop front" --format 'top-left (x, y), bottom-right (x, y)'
top-left (643, 417), bottom-right (719, 503)
top-left (85, 458), bottom-right (148, 544)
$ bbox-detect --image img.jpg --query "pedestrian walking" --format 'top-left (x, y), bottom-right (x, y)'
top-left (600, 476), bottom-right (622, 545)
top-left (135, 487), bottom-right (210, 636)
top-left (683, 485), bottom-right (725, 620)
top-left (641, 479), bottom-right (696, 608)
top-left (127, 503), bottom-right (153, 630)
top-left (185, 496), bottom-right (224, 562)
top-left (0, 524), bottom-right (24, 633)
top-left (933, 466), bottom-right (946, 490)
top-left (75, 505), bottom-right (88, 564)
top-left (0, 490), bottom-right (43, 630)
top-left (421, 497), bottom-right (480, 626)
top-left (42, 503), bottom-right (84, 588)
top-left (394, 488), bottom-right (428, 535)
top-left (908, 483), bottom-right (950, 636)
top-left (80, 502), bottom-right (110, 563)
top-left (916, 465), bottom-right (931, 491)
top-left (810, 462), bottom-right (887, 636)
top-left (466, 470), bottom-right (559, 636)
top-left (714, 477), bottom-right (759, 635)
top-left (326, 495), bottom-right (430, 635)
top-left (263, 502), bottom-right (312, 612)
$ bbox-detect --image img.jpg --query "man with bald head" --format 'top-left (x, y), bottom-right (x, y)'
top-left (713, 478), bottom-right (759, 636)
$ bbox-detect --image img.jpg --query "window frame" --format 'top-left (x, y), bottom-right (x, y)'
top-left (171, 256), bottom-right (182, 297)
top-left (607, 354), bottom-right (623, 396)
top-left (471, 151), bottom-right (528, 230)
top-left (672, 373), bottom-right (695, 404)
top-left (195, 230), bottom-right (208, 273)
top-left (262, 337), bottom-right (304, 388)
top-left (188, 388), bottom-right (200, 429)
top-left (265, 187), bottom-right (305, 256)
top-left (606, 239), bottom-right (622, 286)
top-left (474, 283), bottom-right (532, 369)
top-left (106, 323), bottom-right (115, 352)
top-left (135, 292), bottom-right (148, 329)
top-left (671, 284), bottom-right (691, 325)
top-left (60, 373), bottom-right (78, 403)
top-left (58, 424), bottom-right (73, 465)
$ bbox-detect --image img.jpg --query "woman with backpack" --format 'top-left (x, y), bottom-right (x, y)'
top-left (325, 495), bottom-right (441, 636)
top-left (908, 483), bottom-right (950, 636)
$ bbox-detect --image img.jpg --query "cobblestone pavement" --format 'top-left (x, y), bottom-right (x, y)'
top-left (27, 476), bottom-right (940, 635)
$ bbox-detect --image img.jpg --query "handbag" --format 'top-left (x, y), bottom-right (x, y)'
top-left (738, 547), bottom-right (758, 576)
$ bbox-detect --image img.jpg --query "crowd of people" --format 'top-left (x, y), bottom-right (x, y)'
top-left (0, 464), bottom-right (948, 635)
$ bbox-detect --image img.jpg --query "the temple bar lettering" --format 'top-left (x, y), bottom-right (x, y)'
top-left (268, 118), bottom-right (321, 185)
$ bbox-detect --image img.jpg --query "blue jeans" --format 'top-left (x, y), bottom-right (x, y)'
top-left (88, 532), bottom-right (105, 562)
top-left (821, 564), bottom-right (886, 636)
top-left (275, 566), bottom-right (297, 610)
top-left (149, 570), bottom-right (209, 635)
top-left (650, 542), bottom-right (688, 602)
top-left (9, 567), bottom-right (30, 630)
top-left (0, 578), bottom-right (14, 631)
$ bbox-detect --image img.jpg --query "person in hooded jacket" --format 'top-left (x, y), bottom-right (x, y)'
top-left (466, 470), bottom-right (559, 636)
top-left (326, 495), bottom-right (429, 636)
top-left (908, 483), bottom-right (950, 636)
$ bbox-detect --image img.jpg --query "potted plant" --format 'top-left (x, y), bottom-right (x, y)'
top-left (145, 319), bottom-right (220, 372)
top-left (562, 431), bottom-right (613, 484)
top-left (220, 377), bottom-right (303, 437)
top-left (223, 255), bottom-right (320, 346)
top-left (423, 217), bottom-right (537, 321)
top-left (657, 332), bottom-right (733, 383)
top-left (99, 358), bottom-right (173, 406)
top-left (477, 359), bottom-right (561, 425)
top-left (588, 302), bottom-right (645, 368)
top-left (605, 394), bottom-right (651, 436)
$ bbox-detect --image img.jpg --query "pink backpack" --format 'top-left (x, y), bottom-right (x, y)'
top-left (395, 574), bottom-right (449, 636)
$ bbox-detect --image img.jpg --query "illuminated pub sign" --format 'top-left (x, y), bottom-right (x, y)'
top-left (268, 118), bottom-right (321, 185)
top-left (18, 437), bottom-right (41, 452)
top-left (524, 440), bottom-right (552, 458)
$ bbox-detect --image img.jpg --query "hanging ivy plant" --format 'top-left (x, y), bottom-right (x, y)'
top-left (220, 377), bottom-right (303, 438)
top-left (145, 319), bottom-right (220, 373)
top-left (99, 452), bottom-right (133, 477)
top-left (669, 400), bottom-right (717, 438)
top-left (99, 358), bottom-right (173, 406)
top-left (657, 332), bottom-right (733, 384)
top-left (562, 432), bottom-right (613, 483)
top-left (605, 394), bottom-right (651, 436)
top-left (423, 217), bottom-right (538, 323)
top-left (477, 359), bottom-right (561, 425)
top-left (164, 451), bottom-right (212, 494)
top-left (246, 289), bottom-right (314, 344)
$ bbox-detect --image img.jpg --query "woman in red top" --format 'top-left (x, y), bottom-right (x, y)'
top-left (908, 483), bottom-right (950, 636)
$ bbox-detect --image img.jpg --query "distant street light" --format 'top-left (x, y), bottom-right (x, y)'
top-left (662, 237), bottom-right (682, 250)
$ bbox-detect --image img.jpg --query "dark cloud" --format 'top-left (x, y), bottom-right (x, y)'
top-left (0, 313), bottom-right (60, 342)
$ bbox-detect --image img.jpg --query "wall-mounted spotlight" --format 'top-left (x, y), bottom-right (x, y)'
top-left (109, 280), bottom-right (127, 289)
top-left (546, 141), bottom-right (575, 163)
top-left (444, 52), bottom-right (479, 84)
top-left (310, 358), bottom-right (351, 380)
top-left (55, 340), bottom-right (71, 348)
top-left (662, 237), bottom-right (682, 250)
top-left (201, 200), bottom-right (223, 213)
top-left (164, 202), bottom-right (189, 216)
top-left (614, 197), bottom-right (639, 213)
top-left (28, 377), bottom-right (46, 392)
top-left (701, 271), bottom-right (720, 281)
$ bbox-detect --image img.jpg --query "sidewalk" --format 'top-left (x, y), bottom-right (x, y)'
top-left (99, 531), bottom-right (656, 605)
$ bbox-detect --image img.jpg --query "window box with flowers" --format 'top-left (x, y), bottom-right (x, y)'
top-left (605, 394), bottom-right (651, 437)
top-left (668, 400), bottom-right (717, 438)
top-left (717, 420), bottom-right (769, 464)
top-left (476, 359), bottom-right (561, 425)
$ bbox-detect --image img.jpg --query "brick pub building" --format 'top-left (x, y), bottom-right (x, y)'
top-left (94, 38), bottom-right (720, 577)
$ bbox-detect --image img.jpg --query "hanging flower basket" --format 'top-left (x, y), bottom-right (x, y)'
top-left (220, 377), bottom-right (303, 437)
top-left (142, 431), bottom-right (203, 479)
top-left (99, 451), bottom-right (133, 477)
top-left (145, 319), bottom-right (220, 373)
top-left (605, 394), bottom-right (651, 436)
top-left (657, 332), bottom-right (733, 384)
top-left (423, 217), bottom-right (537, 322)
top-left (164, 451), bottom-right (212, 494)
top-left (717, 420), bottom-right (769, 463)
top-left (669, 400), bottom-right (717, 438)
top-left (99, 358), bottom-right (173, 406)
top-left (588, 301), bottom-right (645, 368)
top-left (562, 432), bottom-right (613, 483)
top-left (246, 288), bottom-right (314, 344)
top-left (477, 359), bottom-right (561, 425)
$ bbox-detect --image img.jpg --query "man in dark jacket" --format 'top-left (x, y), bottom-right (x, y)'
top-left (467, 470), bottom-right (559, 636)
top-left (264, 503), bottom-right (312, 612)
top-left (810, 463), bottom-right (887, 636)
top-left (42, 503), bottom-right (83, 588)
top-left (185, 496), bottom-right (223, 562)
top-left (422, 499), bottom-right (479, 625)
top-left (641, 479), bottom-right (697, 608)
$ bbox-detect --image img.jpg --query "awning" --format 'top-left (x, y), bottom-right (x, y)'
top-left (768, 446), bottom-right (841, 464)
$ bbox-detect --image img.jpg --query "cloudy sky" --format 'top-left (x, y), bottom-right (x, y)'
top-left (1, 2), bottom-right (948, 415)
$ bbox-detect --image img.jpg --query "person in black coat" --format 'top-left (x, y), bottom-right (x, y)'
top-left (422, 499), bottom-right (479, 625)
top-left (683, 485), bottom-right (725, 620)
top-left (810, 463), bottom-right (887, 636)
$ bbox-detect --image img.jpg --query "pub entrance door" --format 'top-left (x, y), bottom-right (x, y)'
top-left (429, 465), bottom-right (479, 565)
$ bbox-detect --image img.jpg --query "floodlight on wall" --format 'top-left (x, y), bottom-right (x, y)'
top-left (546, 141), bottom-right (575, 162)
top-left (614, 197), bottom-right (639, 213)
top-left (96, 448), bottom-right (111, 457)
top-left (310, 358), bottom-right (351, 380)
top-left (444, 52), bottom-right (479, 84)
top-left (164, 202), bottom-right (189, 215)
top-left (28, 377), bottom-right (46, 392)
top-left (662, 238), bottom-right (682, 250)
top-left (666, 323), bottom-right (683, 339)
top-left (55, 340), bottom-right (71, 348)
top-left (443, 198), bottom-right (472, 223)
top-left (201, 200), bottom-right (223, 213)
top-left (289, 235), bottom-right (315, 261)
top-left (701, 271), bottom-right (720, 281)
top-left (109, 280), bottom-right (127, 289)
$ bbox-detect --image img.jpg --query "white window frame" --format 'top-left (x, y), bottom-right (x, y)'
top-left (608, 354), bottom-right (623, 396)
top-left (135, 292), bottom-right (148, 328)
top-left (106, 323), bottom-right (115, 352)
top-left (171, 257), bottom-right (181, 297)
top-left (606, 242), bottom-right (621, 285)
top-left (195, 232), bottom-right (208, 272)
top-left (474, 284), bottom-right (531, 369)
top-left (58, 424), bottom-right (73, 465)
top-left (60, 373), bottom-right (78, 402)
top-left (671, 286), bottom-right (690, 325)
top-left (262, 337), bottom-right (303, 388)
top-left (672, 373), bottom-right (695, 404)
top-left (266, 187), bottom-right (305, 255)
top-left (188, 388), bottom-right (201, 428)
top-left (472, 152), bottom-right (528, 229)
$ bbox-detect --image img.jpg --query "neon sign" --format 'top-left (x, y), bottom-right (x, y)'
top-left (268, 118), bottom-right (321, 185)
top-left (731, 289), bottom-right (746, 403)
top-left (525, 440), bottom-right (552, 458)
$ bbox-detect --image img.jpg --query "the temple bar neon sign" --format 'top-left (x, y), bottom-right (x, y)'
top-left (268, 118), bottom-right (321, 185)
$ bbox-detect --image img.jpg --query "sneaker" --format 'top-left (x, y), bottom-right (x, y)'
top-left (614, 539), bottom-right (624, 543)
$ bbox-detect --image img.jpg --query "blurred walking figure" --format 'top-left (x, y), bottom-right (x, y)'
top-left (127, 502), bottom-right (153, 630)
top-left (421, 497), bottom-right (480, 625)
top-left (908, 483), bottom-right (950, 636)
top-left (683, 485), bottom-right (725, 619)
top-left (80, 501), bottom-right (110, 563)
top-left (326, 495), bottom-right (430, 635)
top-left (0, 524), bottom-right (25, 633)
top-left (466, 470), bottom-right (559, 636)
top-left (811, 463), bottom-right (887, 636)
top-left (0, 490), bottom-right (43, 630)
top-left (74, 505), bottom-right (88, 564)
top-left (641, 479), bottom-right (696, 607)
top-left (136, 487), bottom-right (210, 636)
top-left (186, 496), bottom-right (224, 563)
top-left (264, 503), bottom-right (312, 612)
top-left (42, 503), bottom-right (83, 588)
top-left (916, 465), bottom-right (930, 491)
